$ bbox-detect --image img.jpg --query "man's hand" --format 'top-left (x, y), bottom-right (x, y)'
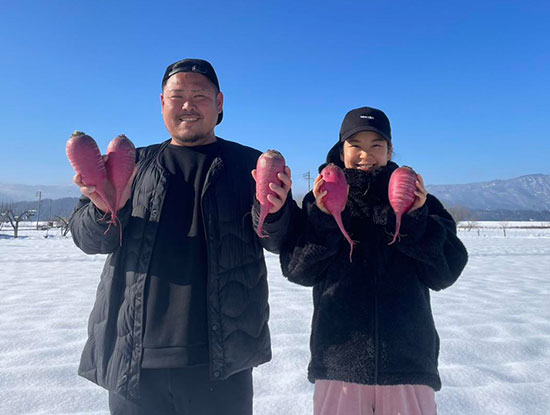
top-left (251, 166), bottom-right (292, 214)
top-left (73, 154), bottom-right (138, 214)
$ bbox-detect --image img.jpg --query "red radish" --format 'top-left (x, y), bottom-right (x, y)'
top-left (255, 149), bottom-right (286, 238)
top-left (388, 166), bottom-right (418, 245)
top-left (319, 163), bottom-right (354, 261)
top-left (106, 134), bottom-right (136, 214)
top-left (66, 131), bottom-right (115, 221)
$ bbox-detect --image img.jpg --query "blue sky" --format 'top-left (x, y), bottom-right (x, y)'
top-left (1, 0), bottom-right (548, 195)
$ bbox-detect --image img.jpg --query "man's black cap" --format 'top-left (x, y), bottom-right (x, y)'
top-left (339, 107), bottom-right (391, 143)
top-left (162, 58), bottom-right (223, 125)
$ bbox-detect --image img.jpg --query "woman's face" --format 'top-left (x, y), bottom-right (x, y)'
top-left (341, 131), bottom-right (392, 171)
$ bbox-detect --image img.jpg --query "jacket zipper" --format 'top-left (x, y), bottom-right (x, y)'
top-left (373, 266), bottom-right (379, 385)
top-left (201, 156), bottom-right (224, 379)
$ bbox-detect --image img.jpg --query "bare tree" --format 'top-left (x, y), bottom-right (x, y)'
top-left (464, 220), bottom-right (479, 231)
top-left (1, 209), bottom-right (35, 238)
top-left (0, 201), bottom-right (8, 232)
top-left (55, 216), bottom-right (71, 237)
top-left (446, 205), bottom-right (474, 223)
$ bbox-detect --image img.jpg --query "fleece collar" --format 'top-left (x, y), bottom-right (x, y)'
top-left (344, 162), bottom-right (399, 225)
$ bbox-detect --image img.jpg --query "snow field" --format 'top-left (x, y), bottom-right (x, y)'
top-left (0, 228), bottom-right (549, 414)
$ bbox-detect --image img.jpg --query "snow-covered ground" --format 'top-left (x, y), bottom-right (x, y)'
top-left (1, 226), bottom-right (549, 415)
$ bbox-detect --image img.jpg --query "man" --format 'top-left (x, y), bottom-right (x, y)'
top-left (70, 58), bottom-right (292, 414)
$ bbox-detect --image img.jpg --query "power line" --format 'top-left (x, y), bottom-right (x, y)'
top-left (303, 171), bottom-right (313, 192)
top-left (36, 191), bottom-right (42, 229)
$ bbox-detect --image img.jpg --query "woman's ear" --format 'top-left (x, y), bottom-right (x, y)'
top-left (340, 143), bottom-right (344, 161)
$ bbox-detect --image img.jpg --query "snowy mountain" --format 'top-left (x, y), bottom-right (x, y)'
top-left (0, 182), bottom-right (80, 203)
top-left (426, 174), bottom-right (550, 211)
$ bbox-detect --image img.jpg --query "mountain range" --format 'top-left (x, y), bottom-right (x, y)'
top-left (2, 174), bottom-right (550, 221)
top-left (426, 174), bottom-right (550, 221)
top-left (425, 174), bottom-right (550, 211)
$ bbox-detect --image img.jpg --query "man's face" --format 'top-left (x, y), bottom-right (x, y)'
top-left (161, 72), bottom-right (223, 146)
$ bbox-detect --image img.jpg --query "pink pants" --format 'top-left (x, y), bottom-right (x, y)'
top-left (314, 380), bottom-right (437, 415)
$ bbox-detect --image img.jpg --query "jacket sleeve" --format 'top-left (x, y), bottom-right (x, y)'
top-left (69, 196), bottom-right (132, 255)
top-left (251, 190), bottom-right (300, 254)
top-left (392, 194), bottom-right (468, 291)
top-left (278, 192), bottom-right (350, 287)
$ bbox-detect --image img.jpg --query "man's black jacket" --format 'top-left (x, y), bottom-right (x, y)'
top-left (70, 138), bottom-right (280, 399)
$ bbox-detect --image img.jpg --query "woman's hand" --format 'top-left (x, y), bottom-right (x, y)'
top-left (409, 174), bottom-right (428, 212)
top-left (313, 175), bottom-right (331, 214)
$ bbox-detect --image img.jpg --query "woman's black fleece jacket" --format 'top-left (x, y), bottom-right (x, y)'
top-left (260, 161), bottom-right (468, 391)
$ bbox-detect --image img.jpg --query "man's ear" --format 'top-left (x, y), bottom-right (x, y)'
top-left (216, 92), bottom-right (224, 114)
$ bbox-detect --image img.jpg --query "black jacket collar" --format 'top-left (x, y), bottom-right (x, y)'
top-left (344, 162), bottom-right (399, 225)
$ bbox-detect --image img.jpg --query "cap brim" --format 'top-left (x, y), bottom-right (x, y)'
top-left (341, 126), bottom-right (390, 143)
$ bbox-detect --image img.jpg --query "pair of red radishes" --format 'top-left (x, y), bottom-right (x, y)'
top-left (66, 131), bottom-right (136, 227)
top-left (254, 150), bottom-right (420, 261)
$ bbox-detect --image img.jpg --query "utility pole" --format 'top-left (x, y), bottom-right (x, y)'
top-left (303, 171), bottom-right (313, 192)
top-left (36, 191), bottom-right (42, 230)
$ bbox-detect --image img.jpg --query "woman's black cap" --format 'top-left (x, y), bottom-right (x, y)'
top-left (339, 107), bottom-right (391, 143)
